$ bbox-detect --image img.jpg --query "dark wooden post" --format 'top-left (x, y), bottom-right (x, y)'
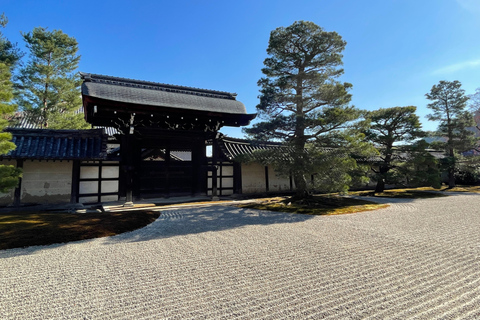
top-left (14, 159), bottom-right (24, 207)
top-left (265, 166), bottom-right (269, 193)
top-left (70, 160), bottom-right (80, 204)
top-left (233, 162), bottom-right (242, 195)
top-left (211, 138), bottom-right (218, 200)
top-left (121, 134), bottom-right (134, 206)
top-left (165, 145), bottom-right (171, 197)
top-left (191, 137), bottom-right (206, 196)
top-left (289, 171), bottom-right (293, 191)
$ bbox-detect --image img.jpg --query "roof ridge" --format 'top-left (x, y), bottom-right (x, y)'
top-left (220, 136), bottom-right (284, 146)
top-left (80, 72), bottom-right (237, 100)
top-left (6, 128), bottom-right (105, 135)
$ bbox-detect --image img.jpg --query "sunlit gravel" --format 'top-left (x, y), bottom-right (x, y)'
top-left (1, 194), bottom-right (480, 319)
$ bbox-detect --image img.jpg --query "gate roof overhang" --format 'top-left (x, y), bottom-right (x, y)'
top-left (80, 73), bottom-right (256, 131)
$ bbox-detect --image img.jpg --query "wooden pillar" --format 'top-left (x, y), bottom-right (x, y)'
top-left (121, 134), bottom-right (134, 206)
top-left (165, 145), bottom-right (171, 197)
top-left (265, 166), bottom-right (269, 193)
top-left (70, 160), bottom-right (80, 204)
top-left (13, 159), bottom-right (24, 207)
top-left (211, 139), bottom-right (218, 200)
top-left (233, 162), bottom-right (242, 195)
top-left (289, 171), bottom-right (293, 191)
top-left (192, 138), bottom-right (206, 196)
top-left (219, 157), bottom-right (223, 196)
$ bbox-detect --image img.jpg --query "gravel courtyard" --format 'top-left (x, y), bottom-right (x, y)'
top-left (1, 194), bottom-right (480, 319)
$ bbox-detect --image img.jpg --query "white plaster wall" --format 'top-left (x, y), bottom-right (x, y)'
top-left (21, 161), bottom-right (72, 204)
top-left (79, 162), bottom-right (120, 203)
top-left (80, 181), bottom-right (97, 194)
top-left (102, 166), bottom-right (119, 179)
top-left (80, 166), bottom-right (99, 179)
top-left (0, 160), bottom-right (17, 206)
top-left (267, 166), bottom-right (291, 192)
top-left (241, 163), bottom-right (266, 194)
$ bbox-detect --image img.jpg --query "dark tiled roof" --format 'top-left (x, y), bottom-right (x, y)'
top-left (218, 136), bottom-right (285, 160)
top-left (2, 128), bottom-right (107, 160)
top-left (80, 72), bottom-right (250, 115)
top-left (7, 111), bottom-right (119, 137)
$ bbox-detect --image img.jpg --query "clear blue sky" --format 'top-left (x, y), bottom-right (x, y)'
top-left (2, 0), bottom-right (480, 137)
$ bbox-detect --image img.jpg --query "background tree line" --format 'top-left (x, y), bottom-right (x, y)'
top-left (244, 20), bottom-right (480, 197)
top-left (0, 13), bottom-right (87, 193)
top-left (1, 16), bottom-right (479, 196)
top-left (1, 13), bottom-right (88, 130)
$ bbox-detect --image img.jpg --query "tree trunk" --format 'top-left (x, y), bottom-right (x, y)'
top-left (292, 70), bottom-right (308, 199)
top-left (375, 178), bottom-right (385, 193)
top-left (293, 173), bottom-right (309, 198)
top-left (448, 168), bottom-right (455, 188)
top-left (447, 113), bottom-right (456, 188)
top-left (448, 147), bottom-right (455, 188)
top-left (375, 145), bottom-right (393, 193)
top-left (375, 164), bottom-right (387, 193)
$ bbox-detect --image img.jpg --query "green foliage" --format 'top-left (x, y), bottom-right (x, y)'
top-left (454, 155), bottom-right (480, 185)
top-left (0, 164), bottom-right (21, 193)
top-left (0, 13), bottom-right (23, 68)
top-left (16, 27), bottom-right (87, 129)
top-left (426, 80), bottom-right (477, 187)
top-left (468, 87), bottom-right (480, 113)
top-left (362, 106), bottom-right (425, 192)
top-left (238, 131), bottom-right (375, 194)
top-left (244, 21), bottom-right (364, 196)
top-left (0, 63), bottom-right (16, 154)
top-left (393, 141), bottom-right (441, 189)
top-left (0, 62), bottom-right (21, 192)
top-left (48, 112), bottom-right (90, 129)
top-left (363, 106), bottom-right (424, 146)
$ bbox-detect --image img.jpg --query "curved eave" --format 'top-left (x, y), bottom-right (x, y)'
top-left (82, 95), bottom-right (256, 128)
top-left (82, 82), bottom-right (248, 115)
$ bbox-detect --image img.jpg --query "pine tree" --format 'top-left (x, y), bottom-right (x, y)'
top-left (363, 106), bottom-right (425, 192)
top-left (16, 27), bottom-right (88, 129)
top-left (0, 62), bottom-right (21, 192)
top-left (244, 21), bottom-right (362, 197)
top-left (0, 13), bottom-right (23, 68)
top-left (426, 80), bottom-right (476, 188)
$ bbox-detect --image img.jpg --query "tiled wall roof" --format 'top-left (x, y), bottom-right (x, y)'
top-left (7, 111), bottom-right (119, 136)
top-left (2, 128), bottom-right (107, 160)
top-left (218, 136), bottom-right (284, 160)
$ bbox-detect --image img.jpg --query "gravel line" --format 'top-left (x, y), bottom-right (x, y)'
top-left (1, 194), bottom-right (480, 319)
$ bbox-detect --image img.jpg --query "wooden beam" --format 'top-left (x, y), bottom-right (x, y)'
top-left (14, 159), bottom-right (24, 207)
top-left (70, 160), bottom-right (80, 204)
top-left (265, 166), bottom-right (269, 192)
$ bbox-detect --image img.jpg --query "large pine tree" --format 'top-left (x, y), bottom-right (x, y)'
top-left (16, 27), bottom-right (88, 129)
top-left (426, 80), bottom-right (476, 188)
top-left (363, 106), bottom-right (425, 192)
top-left (244, 21), bottom-right (362, 196)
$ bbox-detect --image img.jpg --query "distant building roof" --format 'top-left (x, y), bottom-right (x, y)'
top-left (218, 136), bottom-right (447, 164)
top-left (218, 136), bottom-right (285, 160)
top-left (7, 111), bottom-right (119, 137)
top-left (81, 72), bottom-right (251, 116)
top-left (2, 128), bottom-right (107, 160)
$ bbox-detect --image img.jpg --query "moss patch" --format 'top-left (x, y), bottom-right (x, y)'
top-left (0, 210), bottom-right (160, 250)
top-left (351, 189), bottom-right (447, 198)
top-left (417, 185), bottom-right (480, 193)
top-left (237, 195), bottom-right (388, 216)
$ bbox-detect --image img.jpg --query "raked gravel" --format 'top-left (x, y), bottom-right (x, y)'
top-left (1, 194), bottom-right (480, 319)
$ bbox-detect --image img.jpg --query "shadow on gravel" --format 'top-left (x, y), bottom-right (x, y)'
top-left (104, 205), bottom-right (314, 244)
